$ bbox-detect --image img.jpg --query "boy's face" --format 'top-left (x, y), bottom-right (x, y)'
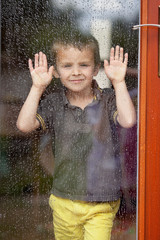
top-left (53, 46), bottom-right (99, 94)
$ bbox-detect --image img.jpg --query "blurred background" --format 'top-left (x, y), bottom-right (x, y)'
top-left (1, 0), bottom-right (139, 239)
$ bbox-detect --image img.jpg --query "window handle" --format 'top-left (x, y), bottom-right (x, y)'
top-left (132, 24), bottom-right (160, 30)
top-left (133, 7), bottom-right (160, 77)
top-left (133, 23), bottom-right (160, 77)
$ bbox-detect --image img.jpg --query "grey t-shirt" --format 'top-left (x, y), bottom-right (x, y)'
top-left (37, 81), bottom-right (121, 202)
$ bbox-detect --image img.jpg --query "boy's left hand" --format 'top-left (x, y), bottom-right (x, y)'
top-left (104, 46), bottom-right (128, 87)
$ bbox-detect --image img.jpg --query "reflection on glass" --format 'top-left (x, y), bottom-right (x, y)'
top-left (1, 0), bottom-right (139, 239)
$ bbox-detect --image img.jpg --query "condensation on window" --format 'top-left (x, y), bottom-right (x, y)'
top-left (1, 0), bottom-right (139, 239)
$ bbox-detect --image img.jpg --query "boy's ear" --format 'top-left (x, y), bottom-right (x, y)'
top-left (52, 66), bottom-right (60, 78)
top-left (93, 64), bottom-right (100, 76)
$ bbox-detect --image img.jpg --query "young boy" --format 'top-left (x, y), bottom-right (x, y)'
top-left (17, 30), bottom-right (136, 240)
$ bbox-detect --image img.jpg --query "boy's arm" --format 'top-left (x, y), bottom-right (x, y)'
top-left (17, 52), bottom-right (53, 133)
top-left (104, 46), bottom-right (136, 128)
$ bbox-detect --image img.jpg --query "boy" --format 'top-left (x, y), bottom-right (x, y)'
top-left (17, 30), bottom-right (136, 240)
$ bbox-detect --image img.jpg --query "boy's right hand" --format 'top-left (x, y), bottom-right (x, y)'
top-left (29, 52), bottom-right (53, 90)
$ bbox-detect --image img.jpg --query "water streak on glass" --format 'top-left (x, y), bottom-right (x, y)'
top-left (1, 0), bottom-right (139, 239)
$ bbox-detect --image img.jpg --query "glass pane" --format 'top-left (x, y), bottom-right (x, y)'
top-left (1, 0), bottom-right (139, 239)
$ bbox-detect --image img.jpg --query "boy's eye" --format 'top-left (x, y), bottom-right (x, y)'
top-left (63, 64), bottom-right (71, 68)
top-left (80, 64), bottom-right (89, 67)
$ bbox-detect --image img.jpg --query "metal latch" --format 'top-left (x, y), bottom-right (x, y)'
top-left (132, 6), bottom-right (160, 76)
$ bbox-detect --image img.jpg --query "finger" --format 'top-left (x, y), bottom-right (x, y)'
top-left (43, 53), bottom-right (48, 69)
top-left (110, 47), bottom-right (114, 61)
top-left (115, 45), bottom-right (120, 60)
top-left (48, 66), bottom-right (53, 78)
top-left (104, 59), bottom-right (109, 67)
top-left (119, 47), bottom-right (124, 62)
top-left (39, 52), bottom-right (43, 66)
top-left (124, 53), bottom-right (128, 65)
top-left (34, 53), bottom-right (39, 68)
top-left (28, 59), bottom-right (34, 73)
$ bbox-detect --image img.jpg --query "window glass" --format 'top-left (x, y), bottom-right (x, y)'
top-left (1, 0), bottom-right (139, 239)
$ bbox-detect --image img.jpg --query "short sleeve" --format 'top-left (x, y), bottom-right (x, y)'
top-left (36, 95), bottom-right (55, 131)
top-left (104, 88), bottom-right (118, 125)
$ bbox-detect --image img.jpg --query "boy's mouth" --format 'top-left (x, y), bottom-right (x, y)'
top-left (69, 79), bottom-right (84, 83)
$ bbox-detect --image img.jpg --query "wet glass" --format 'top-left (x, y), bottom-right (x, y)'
top-left (1, 0), bottom-right (139, 239)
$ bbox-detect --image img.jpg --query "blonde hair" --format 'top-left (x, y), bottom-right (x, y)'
top-left (51, 29), bottom-right (100, 68)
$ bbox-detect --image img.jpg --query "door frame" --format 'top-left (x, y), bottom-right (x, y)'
top-left (138, 0), bottom-right (160, 239)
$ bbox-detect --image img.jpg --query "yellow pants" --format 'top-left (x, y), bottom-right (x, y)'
top-left (49, 194), bottom-right (120, 240)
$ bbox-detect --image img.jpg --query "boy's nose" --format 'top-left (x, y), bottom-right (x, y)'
top-left (72, 66), bottom-right (81, 75)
